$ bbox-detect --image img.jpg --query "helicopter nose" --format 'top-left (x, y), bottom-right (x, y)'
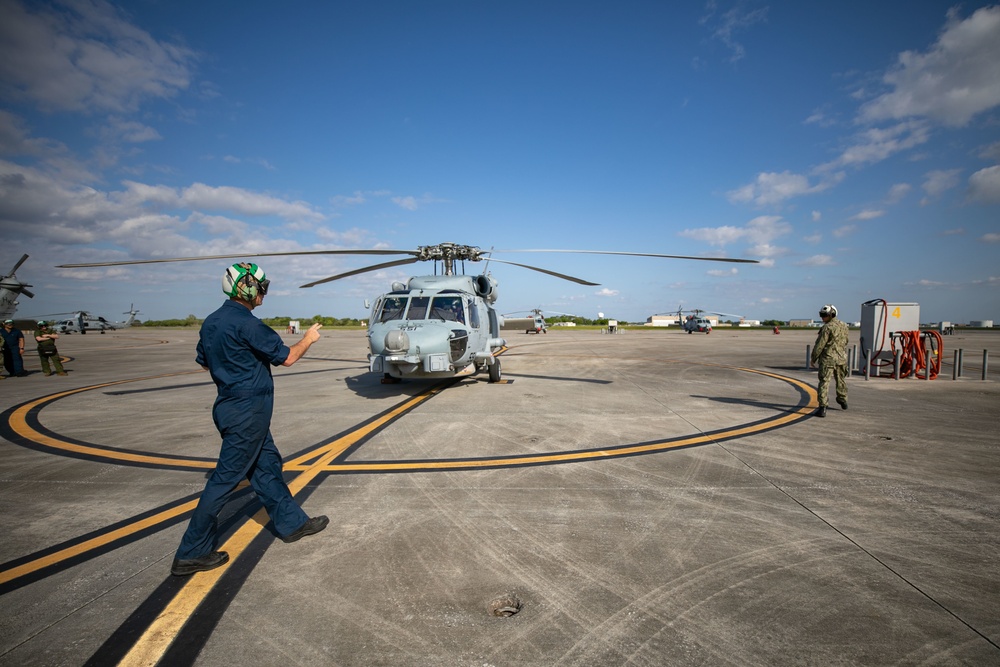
top-left (384, 329), bottom-right (410, 353)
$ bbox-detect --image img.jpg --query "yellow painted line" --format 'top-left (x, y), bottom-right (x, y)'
top-left (292, 365), bottom-right (818, 473)
top-left (0, 499), bottom-right (195, 586)
top-left (117, 504), bottom-right (269, 667)
top-left (117, 383), bottom-right (447, 667)
top-left (8, 371), bottom-right (217, 469)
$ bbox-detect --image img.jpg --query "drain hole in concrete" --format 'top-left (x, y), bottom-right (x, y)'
top-left (489, 594), bottom-right (522, 617)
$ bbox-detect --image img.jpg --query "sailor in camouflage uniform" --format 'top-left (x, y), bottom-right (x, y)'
top-left (810, 304), bottom-right (849, 417)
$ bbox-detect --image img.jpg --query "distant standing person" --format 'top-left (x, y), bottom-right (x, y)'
top-left (34, 321), bottom-right (66, 376)
top-left (172, 262), bottom-right (328, 576)
top-left (2, 319), bottom-right (28, 376)
top-left (810, 304), bottom-right (849, 417)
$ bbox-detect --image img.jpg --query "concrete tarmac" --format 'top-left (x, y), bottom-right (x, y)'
top-left (0, 326), bottom-right (998, 666)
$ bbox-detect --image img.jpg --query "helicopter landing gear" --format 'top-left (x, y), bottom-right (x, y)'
top-left (488, 358), bottom-right (502, 383)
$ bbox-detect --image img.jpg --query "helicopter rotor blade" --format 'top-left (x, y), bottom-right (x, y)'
top-left (299, 257), bottom-right (421, 288)
top-left (495, 249), bottom-right (758, 264)
top-left (9, 253), bottom-right (29, 274)
top-left (56, 249), bottom-right (418, 268)
top-left (485, 258), bottom-right (600, 286)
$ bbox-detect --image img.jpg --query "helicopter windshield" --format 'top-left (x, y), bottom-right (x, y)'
top-left (406, 296), bottom-right (429, 320)
top-left (377, 296), bottom-right (407, 322)
top-left (430, 295), bottom-right (465, 324)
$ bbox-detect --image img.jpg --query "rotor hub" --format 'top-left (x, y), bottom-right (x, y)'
top-left (415, 243), bottom-right (486, 275)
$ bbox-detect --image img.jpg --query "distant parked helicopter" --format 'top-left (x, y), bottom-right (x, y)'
top-left (502, 308), bottom-right (577, 334)
top-left (59, 242), bottom-right (757, 382)
top-left (677, 307), bottom-right (746, 334)
top-left (51, 305), bottom-right (140, 334)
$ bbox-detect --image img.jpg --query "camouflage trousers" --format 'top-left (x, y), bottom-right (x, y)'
top-left (817, 363), bottom-right (848, 407)
top-left (39, 353), bottom-right (65, 376)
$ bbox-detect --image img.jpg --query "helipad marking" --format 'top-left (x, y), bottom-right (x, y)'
top-left (5, 370), bottom-right (217, 469)
top-left (2, 359), bottom-right (818, 664)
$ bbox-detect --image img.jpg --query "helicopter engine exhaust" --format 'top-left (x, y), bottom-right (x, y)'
top-left (474, 275), bottom-right (498, 303)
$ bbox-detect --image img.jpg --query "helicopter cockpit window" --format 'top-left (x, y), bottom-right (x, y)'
top-left (430, 295), bottom-right (465, 324)
top-left (406, 296), bottom-right (429, 320)
top-left (467, 299), bottom-right (480, 328)
top-left (378, 297), bottom-right (407, 323)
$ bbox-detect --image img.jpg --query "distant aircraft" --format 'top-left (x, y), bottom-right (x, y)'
top-left (52, 305), bottom-right (140, 334)
top-left (502, 308), bottom-right (577, 334)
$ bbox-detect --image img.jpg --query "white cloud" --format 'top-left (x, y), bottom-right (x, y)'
top-left (680, 215), bottom-right (793, 248)
top-left (849, 209), bottom-right (885, 221)
top-left (700, 1), bottom-right (768, 63)
top-left (390, 193), bottom-right (446, 211)
top-left (922, 169), bottom-right (962, 197)
top-left (0, 0), bottom-right (195, 113)
top-left (392, 196), bottom-right (419, 211)
top-left (796, 255), bottom-right (836, 267)
top-left (968, 165), bottom-right (1000, 204)
top-left (979, 141), bottom-right (1000, 161)
top-left (886, 183), bottom-right (911, 203)
top-left (595, 288), bottom-right (619, 296)
top-left (859, 5), bottom-right (1000, 127)
top-left (982, 232), bottom-right (1000, 243)
top-left (803, 233), bottom-right (822, 244)
top-left (811, 210), bottom-right (821, 222)
top-left (727, 171), bottom-right (840, 206)
top-left (823, 120), bottom-right (931, 170)
top-left (707, 267), bottom-right (738, 277)
top-left (103, 117), bottom-right (161, 143)
top-left (833, 225), bottom-right (857, 238)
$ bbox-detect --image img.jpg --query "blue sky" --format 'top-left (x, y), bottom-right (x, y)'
top-left (1, 0), bottom-right (998, 324)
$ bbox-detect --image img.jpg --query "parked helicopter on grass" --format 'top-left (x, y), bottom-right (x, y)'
top-left (59, 242), bottom-right (757, 383)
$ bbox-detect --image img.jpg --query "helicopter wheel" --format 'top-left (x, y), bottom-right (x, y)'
top-left (488, 358), bottom-right (502, 383)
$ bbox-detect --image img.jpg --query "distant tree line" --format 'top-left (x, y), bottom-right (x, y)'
top-left (138, 315), bottom-right (367, 328)
top-left (136, 315), bottom-right (806, 329)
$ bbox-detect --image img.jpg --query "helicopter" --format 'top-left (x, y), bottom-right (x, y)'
top-left (51, 305), bottom-right (140, 334)
top-left (0, 254), bottom-right (35, 322)
top-left (501, 308), bottom-right (577, 334)
top-left (676, 306), bottom-right (747, 334)
top-left (58, 242), bottom-right (758, 383)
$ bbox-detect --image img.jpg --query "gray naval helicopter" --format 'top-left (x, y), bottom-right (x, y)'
top-left (59, 242), bottom-right (757, 384)
top-left (0, 254), bottom-right (35, 323)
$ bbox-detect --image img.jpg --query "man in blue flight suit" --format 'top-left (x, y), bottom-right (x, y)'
top-left (172, 262), bottom-right (328, 576)
top-left (1, 319), bottom-right (28, 377)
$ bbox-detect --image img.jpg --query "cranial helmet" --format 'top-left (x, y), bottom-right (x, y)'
top-left (37, 320), bottom-right (48, 327)
top-left (819, 304), bottom-right (837, 318)
top-left (222, 262), bottom-right (270, 300)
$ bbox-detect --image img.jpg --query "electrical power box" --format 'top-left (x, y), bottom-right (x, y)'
top-left (860, 301), bottom-right (920, 363)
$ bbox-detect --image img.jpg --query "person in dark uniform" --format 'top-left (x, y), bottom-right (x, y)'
top-left (172, 262), bottom-right (327, 576)
top-left (2, 319), bottom-right (28, 376)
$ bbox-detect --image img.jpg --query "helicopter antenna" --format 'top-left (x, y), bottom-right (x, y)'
top-left (482, 247), bottom-right (495, 275)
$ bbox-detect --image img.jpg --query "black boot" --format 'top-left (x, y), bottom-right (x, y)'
top-left (815, 406), bottom-right (827, 418)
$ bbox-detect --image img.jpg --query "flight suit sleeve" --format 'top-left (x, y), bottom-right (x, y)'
top-left (246, 319), bottom-right (290, 366)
